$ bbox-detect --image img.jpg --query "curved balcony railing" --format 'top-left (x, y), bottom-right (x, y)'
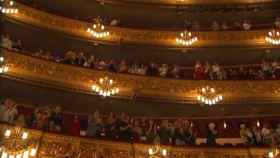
top-left (1, 48), bottom-right (280, 104)
top-left (0, 123), bottom-right (271, 158)
top-left (2, 2), bottom-right (276, 48)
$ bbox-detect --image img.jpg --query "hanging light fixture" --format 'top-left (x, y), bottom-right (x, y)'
top-left (176, 30), bottom-right (198, 46)
top-left (92, 76), bottom-right (119, 97)
top-left (268, 146), bottom-right (279, 158)
top-left (0, 0), bottom-right (18, 14)
top-left (87, 17), bottom-right (110, 39)
top-left (147, 141), bottom-right (168, 157)
top-left (197, 86), bottom-right (223, 106)
top-left (265, 28), bottom-right (280, 45)
top-left (0, 56), bottom-right (9, 74)
top-left (0, 127), bottom-right (37, 158)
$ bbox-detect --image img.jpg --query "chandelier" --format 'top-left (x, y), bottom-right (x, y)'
top-left (148, 142), bottom-right (167, 157)
top-left (197, 86), bottom-right (223, 106)
top-left (176, 30), bottom-right (198, 46)
top-left (268, 146), bottom-right (279, 158)
top-left (92, 76), bottom-right (119, 97)
top-left (0, 0), bottom-right (18, 14)
top-left (87, 17), bottom-right (110, 39)
top-left (265, 29), bottom-right (280, 45)
top-left (0, 127), bottom-right (37, 158)
top-left (0, 56), bottom-right (9, 74)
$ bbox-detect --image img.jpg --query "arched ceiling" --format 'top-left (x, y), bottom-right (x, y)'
top-left (19, 0), bottom-right (280, 29)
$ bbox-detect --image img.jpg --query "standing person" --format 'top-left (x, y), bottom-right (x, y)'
top-left (70, 115), bottom-right (81, 136)
top-left (206, 123), bottom-right (218, 145)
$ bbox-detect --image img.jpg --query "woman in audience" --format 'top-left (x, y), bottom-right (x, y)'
top-left (4, 97), bottom-right (280, 147)
top-left (70, 115), bottom-right (81, 136)
top-left (193, 61), bottom-right (204, 80)
top-left (159, 64), bottom-right (168, 77)
top-left (1, 99), bottom-right (18, 124)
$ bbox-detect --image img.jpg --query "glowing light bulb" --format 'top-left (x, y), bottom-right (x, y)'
top-left (3, 66), bottom-right (9, 72)
top-left (162, 149), bottom-right (167, 156)
top-left (30, 148), bottom-right (37, 156)
top-left (4, 129), bottom-right (11, 137)
top-left (257, 120), bottom-right (260, 127)
top-left (92, 85), bottom-right (96, 90)
top-left (2, 152), bottom-right (8, 158)
top-left (268, 152), bottom-right (274, 158)
top-left (22, 132), bottom-right (28, 140)
top-left (223, 121), bottom-right (227, 129)
top-left (23, 151), bottom-right (29, 158)
top-left (202, 88), bottom-right (206, 92)
top-left (148, 148), bottom-right (153, 155)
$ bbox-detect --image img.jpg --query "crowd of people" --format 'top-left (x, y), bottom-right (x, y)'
top-left (1, 98), bottom-right (280, 147)
top-left (240, 123), bottom-right (280, 146)
top-left (14, 0), bottom-right (280, 31)
top-left (2, 34), bottom-right (280, 81)
top-left (193, 60), bottom-right (280, 80)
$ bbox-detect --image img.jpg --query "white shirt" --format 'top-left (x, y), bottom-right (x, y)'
top-left (2, 107), bottom-right (18, 123)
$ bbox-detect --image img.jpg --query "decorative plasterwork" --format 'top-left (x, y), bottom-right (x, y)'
top-left (3, 3), bottom-right (272, 48)
top-left (3, 49), bottom-right (280, 104)
top-left (0, 123), bottom-right (270, 158)
top-left (99, 0), bottom-right (277, 6)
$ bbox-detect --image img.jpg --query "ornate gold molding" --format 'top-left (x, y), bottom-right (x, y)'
top-left (3, 48), bottom-right (280, 104)
top-left (100, 0), bottom-right (276, 5)
top-left (3, 3), bottom-right (273, 48)
top-left (0, 123), bottom-right (270, 158)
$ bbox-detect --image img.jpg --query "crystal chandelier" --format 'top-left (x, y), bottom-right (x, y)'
top-left (268, 146), bottom-right (279, 158)
top-left (0, 127), bottom-right (37, 158)
top-left (92, 76), bottom-right (119, 97)
top-left (0, 56), bottom-right (9, 74)
top-left (176, 30), bottom-right (198, 46)
top-left (87, 17), bottom-right (110, 39)
top-left (0, 0), bottom-right (18, 14)
top-left (197, 86), bottom-right (223, 106)
top-left (148, 142), bottom-right (167, 157)
top-left (265, 29), bottom-right (280, 45)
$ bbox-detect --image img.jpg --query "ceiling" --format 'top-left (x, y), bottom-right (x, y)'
top-left (18, 0), bottom-right (280, 29)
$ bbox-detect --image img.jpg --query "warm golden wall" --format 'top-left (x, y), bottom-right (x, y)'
top-left (101, 0), bottom-right (276, 5)
top-left (3, 3), bottom-right (271, 48)
top-left (0, 123), bottom-right (269, 158)
top-left (3, 48), bottom-right (280, 104)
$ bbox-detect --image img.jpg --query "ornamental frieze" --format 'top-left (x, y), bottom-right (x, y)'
top-left (0, 123), bottom-right (271, 158)
top-left (3, 3), bottom-right (272, 48)
top-left (2, 49), bottom-right (280, 104)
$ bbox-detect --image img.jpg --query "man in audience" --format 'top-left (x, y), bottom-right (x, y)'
top-left (49, 106), bottom-right (63, 132)
top-left (206, 123), bottom-right (218, 145)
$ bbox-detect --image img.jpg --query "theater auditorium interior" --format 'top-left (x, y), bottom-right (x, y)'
top-left (0, 0), bottom-right (280, 158)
